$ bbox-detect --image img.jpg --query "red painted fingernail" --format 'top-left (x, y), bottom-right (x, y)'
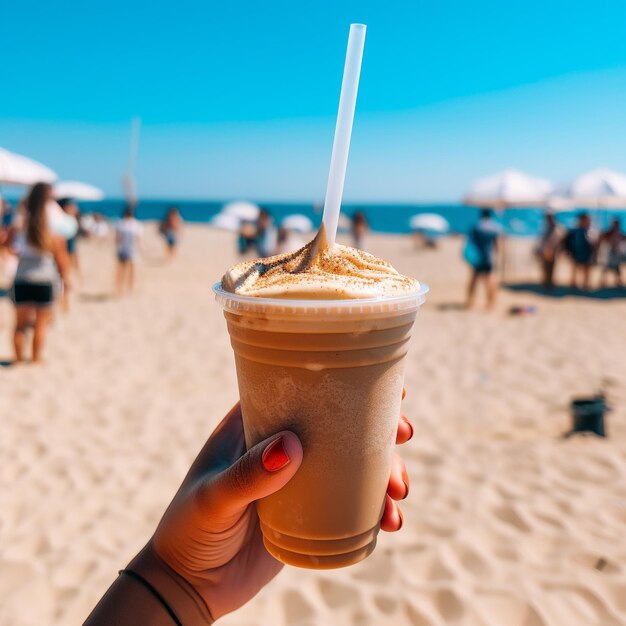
top-left (405, 419), bottom-right (414, 441)
top-left (397, 508), bottom-right (404, 530)
top-left (262, 437), bottom-right (290, 472)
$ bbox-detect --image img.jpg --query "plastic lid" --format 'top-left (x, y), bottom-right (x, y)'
top-left (213, 282), bottom-right (429, 317)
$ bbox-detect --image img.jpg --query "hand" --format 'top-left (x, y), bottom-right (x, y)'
top-left (136, 393), bottom-right (413, 622)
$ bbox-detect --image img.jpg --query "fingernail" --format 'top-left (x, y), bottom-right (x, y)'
top-left (402, 388), bottom-right (407, 400)
top-left (262, 437), bottom-right (290, 472)
top-left (397, 508), bottom-right (404, 530)
top-left (405, 419), bottom-right (414, 441)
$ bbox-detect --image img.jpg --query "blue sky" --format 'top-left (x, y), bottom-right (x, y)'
top-left (3, 0), bottom-right (626, 201)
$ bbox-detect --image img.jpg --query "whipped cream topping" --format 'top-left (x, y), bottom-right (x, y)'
top-left (221, 227), bottom-right (420, 299)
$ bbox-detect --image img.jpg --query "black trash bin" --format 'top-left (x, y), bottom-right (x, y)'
top-left (570, 396), bottom-right (607, 437)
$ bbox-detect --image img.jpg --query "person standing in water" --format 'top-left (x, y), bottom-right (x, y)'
top-left (465, 208), bottom-right (502, 309)
top-left (159, 206), bottom-right (183, 261)
top-left (115, 205), bottom-right (143, 295)
top-left (10, 183), bottom-right (69, 364)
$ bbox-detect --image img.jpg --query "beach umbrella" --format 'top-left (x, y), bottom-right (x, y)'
top-left (281, 214), bottom-right (314, 233)
top-left (558, 168), bottom-right (626, 208)
top-left (464, 169), bottom-right (553, 207)
top-left (222, 201), bottom-right (260, 222)
top-left (410, 213), bottom-right (450, 233)
top-left (210, 213), bottom-right (241, 231)
top-left (0, 147), bottom-right (57, 185)
top-left (54, 180), bottom-right (104, 201)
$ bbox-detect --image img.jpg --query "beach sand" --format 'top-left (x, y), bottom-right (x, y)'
top-left (1, 225), bottom-right (625, 626)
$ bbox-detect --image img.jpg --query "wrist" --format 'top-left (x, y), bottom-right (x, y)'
top-left (127, 542), bottom-right (214, 625)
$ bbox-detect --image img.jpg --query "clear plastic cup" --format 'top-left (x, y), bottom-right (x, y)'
top-left (213, 282), bottom-right (428, 569)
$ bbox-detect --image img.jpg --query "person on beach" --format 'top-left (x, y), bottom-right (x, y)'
top-left (159, 206), bottom-right (183, 261)
top-left (237, 221), bottom-right (257, 255)
top-left (598, 218), bottom-right (624, 288)
top-left (115, 205), bottom-right (143, 295)
top-left (564, 213), bottom-right (595, 290)
top-left (351, 210), bottom-right (369, 249)
top-left (9, 183), bottom-right (69, 364)
top-left (83, 394), bottom-right (413, 625)
top-left (536, 211), bottom-right (564, 290)
top-left (255, 209), bottom-right (277, 257)
top-left (58, 198), bottom-right (81, 272)
top-left (57, 198), bottom-right (82, 311)
top-left (465, 208), bottom-right (502, 309)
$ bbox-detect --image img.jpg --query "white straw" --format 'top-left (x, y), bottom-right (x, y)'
top-left (322, 24), bottom-right (366, 247)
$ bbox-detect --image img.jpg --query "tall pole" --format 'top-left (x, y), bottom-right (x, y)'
top-left (123, 117), bottom-right (141, 207)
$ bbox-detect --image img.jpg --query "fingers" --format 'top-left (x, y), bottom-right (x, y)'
top-left (380, 495), bottom-right (403, 532)
top-left (200, 431), bottom-right (303, 523)
top-left (396, 415), bottom-right (413, 445)
top-left (386, 453), bottom-right (409, 501)
top-left (384, 386), bottom-right (409, 533)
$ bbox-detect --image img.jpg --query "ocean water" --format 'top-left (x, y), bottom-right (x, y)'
top-left (56, 199), bottom-right (626, 237)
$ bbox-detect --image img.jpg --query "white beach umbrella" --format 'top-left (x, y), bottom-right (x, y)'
top-left (410, 213), bottom-right (450, 233)
top-left (281, 214), bottom-right (314, 233)
top-left (464, 168), bottom-right (553, 207)
top-left (0, 147), bottom-right (57, 185)
top-left (558, 168), bottom-right (626, 208)
top-left (54, 180), bottom-right (104, 201)
top-left (222, 201), bottom-right (260, 222)
top-left (210, 213), bottom-right (241, 231)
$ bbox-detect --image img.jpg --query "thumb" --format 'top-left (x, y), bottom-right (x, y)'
top-left (202, 431), bottom-right (303, 521)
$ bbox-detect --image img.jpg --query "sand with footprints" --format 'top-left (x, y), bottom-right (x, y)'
top-left (1, 225), bottom-right (625, 626)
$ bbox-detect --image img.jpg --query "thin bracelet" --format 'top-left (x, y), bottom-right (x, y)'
top-left (119, 569), bottom-right (184, 626)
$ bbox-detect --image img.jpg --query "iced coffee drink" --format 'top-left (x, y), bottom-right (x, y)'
top-left (214, 228), bottom-right (426, 568)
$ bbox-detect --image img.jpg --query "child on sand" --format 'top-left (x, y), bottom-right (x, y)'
top-left (115, 206), bottom-right (143, 295)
